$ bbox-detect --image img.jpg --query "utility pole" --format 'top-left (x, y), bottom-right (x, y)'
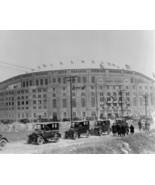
top-left (118, 87), bottom-right (126, 117)
top-left (142, 93), bottom-right (148, 118)
top-left (65, 76), bottom-right (78, 123)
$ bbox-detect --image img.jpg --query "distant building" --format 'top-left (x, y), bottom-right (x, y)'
top-left (0, 68), bottom-right (155, 121)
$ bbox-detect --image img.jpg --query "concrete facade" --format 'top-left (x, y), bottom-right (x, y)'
top-left (0, 68), bottom-right (155, 121)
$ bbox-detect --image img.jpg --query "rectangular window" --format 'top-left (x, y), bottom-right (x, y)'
top-left (63, 98), bottom-right (67, 108)
top-left (36, 80), bottom-right (39, 86)
top-left (72, 99), bottom-right (76, 108)
top-left (91, 76), bottom-right (95, 83)
top-left (81, 98), bottom-right (86, 107)
top-left (63, 78), bottom-right (66, 84)
top-left (53, 78), bottom-right (56, 83)
top-left (26, 81), bottom-right (29, 87)
top-left (77, 77), bottom-right (81, 83)
top-left (83, 76), bottom-right (86, 83)
top-left (29, 80), bottom-right (32, 86)
top-left (53, 99), bottom-right (57, 108)
top-left (91, 97), bottom-right (95, 107)
top-left (45, 78), bottom-right (48, 85)
top-left (40, 79), bottom-right (43, 85)
top-left (23, 81), bottom-right (25, 87)
top-left (58, 78), bottom-right (61, 84)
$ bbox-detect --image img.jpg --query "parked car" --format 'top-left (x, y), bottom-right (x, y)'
top-left (93, 119), bottom-right (111, 136)
top-left (26, 122), bottom-right (61, 145)
top-left (64, 120), bottom-right (90, 139)
top-left (0, 135), bottom-right (8, 147)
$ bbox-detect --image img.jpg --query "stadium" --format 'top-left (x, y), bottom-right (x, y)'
top-left (0, 67), bottom-right (155, 122)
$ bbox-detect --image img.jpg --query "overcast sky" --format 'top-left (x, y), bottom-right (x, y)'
top-left (0, 30), bottom-right (154, 82)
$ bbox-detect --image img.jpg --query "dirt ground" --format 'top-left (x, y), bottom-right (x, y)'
top-left (1, 128), bottom-right (155, 154)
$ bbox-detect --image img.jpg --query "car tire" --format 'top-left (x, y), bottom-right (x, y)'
top-left (73, 132), bottom-right (78, 140)
top-left (37, 136), bottom-right (44, 145)
top-left (26, 136), bottom-right (31, 144)
top-left (0, 139), bottom-right (7, 147)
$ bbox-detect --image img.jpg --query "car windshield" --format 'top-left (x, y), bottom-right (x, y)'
top-left (71, 122), bottom-right (80, 128)
top-left (95, 121), bottom-right (103, 126)
top-left (35, 124), bottom-right (42, 130)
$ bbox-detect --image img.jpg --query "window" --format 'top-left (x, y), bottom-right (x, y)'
top-left (29, 80), bottom-right (32, 86)
top-left (63, 93), bottom-right (66, 97)
top-left (26, 101), bottom-right (28, 105)
top-left (53, 78), bottom-right (56, 83)
top-left (33, 95), bottom-right (36, 99)
top-left (36, 80), bottom-right (39, 86)
top-left (72, 99), bottom-right (76, 108)
top-left (81, 98), bottom-right (86, 107)
top-left (91, 76), bottom-right (95, 83)
top-left (45, 78), bottom-right (48, 85)
top-left (58, 77), bottom-right (61, 84)
top-left (73, 112), bottom-right (76, 117)
top-left (23, 81), bottom-right (25, 87)
top-left (63, 98), bottom-right (67, 108)
top-left (81, 92), bottom-right (85, 97)
top-left (63, 78), bottom-right (66, 84)
top-left (83, 76), bottom-right (86, 83)
top-left (53, 93), bottom-right (56, 97)
top-left (63, 87), bottom-right (65, 91)
top-left (38, 100), bottom-right (42, 105)
top-left (91, 97), bottom-right (95, 107)
top-left (38, 94), bottom-right (41, 98)
top-left (40, 79), bottom-right (43, 85)
top-left (72, 92), bottom-right (76, 97)
top-left (91, 92), bottom-right (95, 96)
top-left (82, 112), bottom-right (86, 117)
top-left (53, 99), bottom-right (57, 108)
top-left (43, 94), bottom-right (47, 98)
top-left (26, 81), bottom-right (28, 87)
top-left (77, 77), bottom-right (81, 83)
top-left (63, 112), bottom-right (67, 117)
top-left (22, 101), bottom-right (24, 105)
top-left (33, 89), bottom-right (36, 93)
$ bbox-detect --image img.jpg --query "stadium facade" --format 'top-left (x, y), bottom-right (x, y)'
top-left (0, 68), bottom-right (155, 121)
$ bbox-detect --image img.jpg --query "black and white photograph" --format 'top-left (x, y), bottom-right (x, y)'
top-left (0, 30), bottom-right (154, 154)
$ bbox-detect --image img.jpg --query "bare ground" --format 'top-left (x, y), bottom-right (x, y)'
top-left (1, 129), bottom-right (155, 154)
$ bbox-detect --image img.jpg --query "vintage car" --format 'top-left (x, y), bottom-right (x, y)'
top-left (0, 134), bottom-right (8, 147)
top-left (93, 119), bottom-right (111, 136)
top-left (115, 118), bottom-right (127, 125)
top-left (65, 120), bottom-right (90, 139)
top-left (26, 122), bottom-right (61, 145)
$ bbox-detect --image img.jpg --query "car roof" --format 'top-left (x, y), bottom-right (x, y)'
top-left (72, 120), bottom-right (88, 123)
top-left (35, 122), bottom-right (60, 125)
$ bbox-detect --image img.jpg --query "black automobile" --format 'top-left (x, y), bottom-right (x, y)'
top-left (93, 119), bottom-right (111, 136)
top-left (0, 134), bottom-right (8, 147)
top-left (26, 122), bottom-right (61, 145)
top-left (64, 120), bottom-right (90, 139)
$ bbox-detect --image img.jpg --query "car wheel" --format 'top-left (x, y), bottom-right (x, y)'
top-left (73, 132), bottom-right (78, 140)
top-left (26, 136), bottom-right (31, 144)
top-left (86, 131), bottom-right (90, 138)
top-left (37, 136), bottom-right (44, 145)
top-left (0, 139), bottom-right (7, 147)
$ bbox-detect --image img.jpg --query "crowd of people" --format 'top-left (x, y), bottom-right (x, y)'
top-left (111, 122), bottom-right (134, 136)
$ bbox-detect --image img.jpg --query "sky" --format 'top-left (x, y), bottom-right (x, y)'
top-left (0, 30), bottom-right (154, 82)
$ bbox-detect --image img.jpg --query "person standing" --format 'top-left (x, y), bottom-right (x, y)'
top-left (138, 120), bottom-right (142, 131)
top-left (130, 124), bottom-right (134, 134)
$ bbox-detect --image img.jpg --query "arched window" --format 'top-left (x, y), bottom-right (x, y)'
top-left (38, 94), bottom-right (41, 98)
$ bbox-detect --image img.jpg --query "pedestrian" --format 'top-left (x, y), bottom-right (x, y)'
top-left (130, 124), bottom-right (134, 134)
top-left (138, 120), bottom-right (142, 131)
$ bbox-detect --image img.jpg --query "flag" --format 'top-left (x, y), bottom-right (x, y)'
top-left (43, 64), bottom-right (47, 67)
top-left (81, 60), bottom-right (85, 63)
top-left (60, 61), bottom-right (63, 65)
top-left (125, 64), bottom-right (130, 69)
top-left (81, 85), bottom-right (85, 90)
top-left (70, 61), bottom-right (74, 64)
top-left (31, 69), bottom-right (34, 71)
top-left (108, 62), bottom-right (111, 66)
top-left (92, 60), bottom-right (95, 64)
top-left (100, 64), bottom-right (104, 69)
top-left (112, 63), bottom-right (115, 67)
top-left (25, 71), bottom-right (28, 74)
top-left (38, 66), bottom-right (41, 69)
top-left (117, 66), bottom-right (120, 69)
top-left (50, 64), bottom-right (53, 66)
